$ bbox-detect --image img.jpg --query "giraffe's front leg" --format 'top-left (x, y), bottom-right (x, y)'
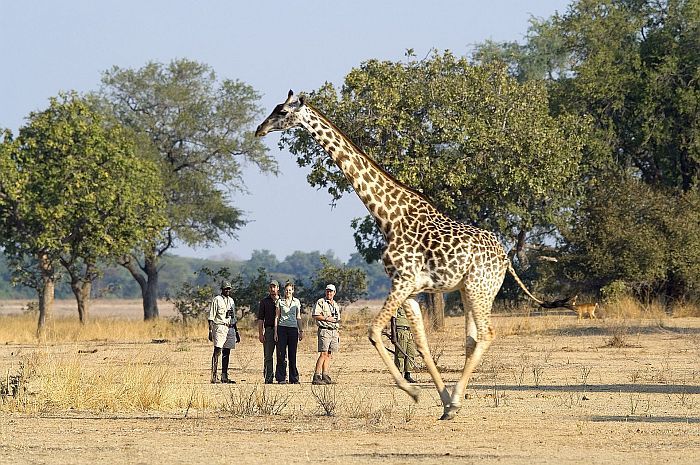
top-left (368, 292), bottom-right (421, 402)
top-left (402, 298), bottom-right (452, 409)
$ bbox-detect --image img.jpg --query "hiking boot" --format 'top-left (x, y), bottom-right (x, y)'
top-left (211, 375), bottom-right (220, 384)
top-left (322, 374), bottom-right (335, 385)
top-left (404, 372), bottom-right (417, 383)
top-left (312, 374), bottom-right (327, 385)
top-left (221, 376), bottom-right (236, 384)
top-left (277, 380), bottom-right (287, 384)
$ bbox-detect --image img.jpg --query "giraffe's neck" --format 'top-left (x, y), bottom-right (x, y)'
top-left (300, 105), bottom-right (429, 234)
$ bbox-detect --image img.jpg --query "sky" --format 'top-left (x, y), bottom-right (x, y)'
top-left (0, 0), bottom-right (572, 262)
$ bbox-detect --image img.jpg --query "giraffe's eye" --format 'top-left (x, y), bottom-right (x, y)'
top-left (279, 110), bottom-right (289, 116)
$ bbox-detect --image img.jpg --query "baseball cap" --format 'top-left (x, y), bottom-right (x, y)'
top-left (269, 280), bottom-right (279, 287)
top-left (221, 281), bottom-right (232, 289)
top-left (325, 284), bottom-right (336, 292)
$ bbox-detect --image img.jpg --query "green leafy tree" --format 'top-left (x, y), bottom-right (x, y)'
top-left (548, 0), bottom-right (699, 191)
top-left (545, 0), bottom-right (699, 299)
top-left (171, 266), bottom-right (273, 324)
top-left (99, 59), bottom-right (276, 320)
top-left (282, 51), bottom-right (590, 270)
top-left (298, 257), bottom-right (367, 307)
top-left (0, 93), bottom-right (165, 330)
top-left (471, 1), bottom-right (700, 301)
top-left (347, 252), bottom-right (390, 298)
top-left (0, 131), bottom-right (58, 332)
top-left (241, 249), bottom-right (280, 280)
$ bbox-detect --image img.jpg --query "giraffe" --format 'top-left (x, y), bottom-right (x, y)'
top-left (255, 90), bottom-right (564, 420)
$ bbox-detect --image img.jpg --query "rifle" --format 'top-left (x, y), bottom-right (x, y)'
top-left (381, 317), bottom-right (412, 360)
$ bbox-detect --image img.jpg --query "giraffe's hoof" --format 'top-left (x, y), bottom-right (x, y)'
top-left (439, 404), bottom-right (460, 421)
top-left (406, 384), bottom-right (420, 403)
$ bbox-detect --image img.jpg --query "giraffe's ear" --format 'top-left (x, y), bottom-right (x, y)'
top-left (284, 90), bottom-right (295, 104)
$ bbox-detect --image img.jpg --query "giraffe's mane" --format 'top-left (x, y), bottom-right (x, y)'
top-left (306, 103), bottom-right (436, 208)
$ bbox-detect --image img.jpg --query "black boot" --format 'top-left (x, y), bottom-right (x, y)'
top-left (404, 372), bottom-right (417, 383)
top-left (221, 348), bottom-right (235, 383)
top-left (211, 347), bottom-right (221, 383)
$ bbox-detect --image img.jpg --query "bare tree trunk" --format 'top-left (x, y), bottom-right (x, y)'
top-left (36, 253), bottom-right (55, 338)
top-left (121, 253), bottom-right (160, 320)
top-left (425, 292), bottom-right (445, 330)
top-left (70, 279), bottom-right (92, 324)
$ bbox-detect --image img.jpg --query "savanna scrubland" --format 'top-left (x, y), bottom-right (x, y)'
top-left (1, 299), bottom-right (698, 465)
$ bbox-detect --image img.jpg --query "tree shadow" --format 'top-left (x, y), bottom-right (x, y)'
top-left (539, 323), bottom-right (700, 338)
top-left (472, 383), bottom-right (700, 395)
top-left (587, 415), bottom-right (700, 424)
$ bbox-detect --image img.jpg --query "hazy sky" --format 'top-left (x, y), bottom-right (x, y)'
top-left (0, 0), bottom-right (571, 262)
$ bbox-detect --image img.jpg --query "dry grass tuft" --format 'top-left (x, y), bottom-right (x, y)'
top-left (671, 303), bottom-right (700, 318)
top-left (603, 296), bottom-right (668, 320)
top-left (0, 313), bottom-right (207, 344)
top-left (222, 384), bottom-right (291, 417)
top-left (1, 350), bottom-right (212, 413)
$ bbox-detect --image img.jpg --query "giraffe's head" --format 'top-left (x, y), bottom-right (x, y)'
top-left (255, 90), bottom-right (305, 137)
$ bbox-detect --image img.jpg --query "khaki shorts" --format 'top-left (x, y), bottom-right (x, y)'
top-left (317, 328), bottom-right (339, 353)
top-left (213, 324), bottom-right (237, 349)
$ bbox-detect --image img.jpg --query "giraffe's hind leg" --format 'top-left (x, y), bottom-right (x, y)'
top-left (441, 289), bottom-right (496, 420)
top-left (402, 297), bottom-right (451, 407)
top-left (368, 288), bottom-right (423, 402)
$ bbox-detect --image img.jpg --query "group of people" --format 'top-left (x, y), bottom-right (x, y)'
top-left (207, 279), bottom-right (417, 385)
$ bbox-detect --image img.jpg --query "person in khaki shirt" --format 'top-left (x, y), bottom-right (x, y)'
top-left (208, 281), bottom-right (239, 384)
top-left (311, 284), bottom-right (340, 385)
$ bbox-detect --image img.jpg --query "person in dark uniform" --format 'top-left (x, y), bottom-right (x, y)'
top-left (390, 305), bottom-right (418, 383)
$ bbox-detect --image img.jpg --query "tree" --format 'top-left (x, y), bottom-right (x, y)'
top-left (0, 93), bottom-right (165, 330)
top-left (241, 249), bottom-right (279, 280)
top-left (297, 257), bottom-right (367, 307)
top-left (99, 59), bottom-right (276, 320)
top-left (0, 131), bottom-right (55, 332)
top-left (347, 252), bottom-right (390, 298)
top-left (548, 0), bottom-right (699, 192)
top-left (282, 51), bottom-right (589, 271)
top-left (541, 0), bottom-right (700, 299)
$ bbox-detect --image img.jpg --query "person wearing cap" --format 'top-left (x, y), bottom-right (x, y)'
top-left (311, 283), bottom-right (341, 385)
top-left (208, 281), bottom-right (239, 384)
top-left (257, 279), bottom-right (280, 384)
top-left (274, 281), bottom-right (303, 384)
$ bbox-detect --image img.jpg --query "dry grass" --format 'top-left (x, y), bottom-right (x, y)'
top-left (602, 296), bottom-right (668, 319)
top-left (0, 313), bottom-right (207, 344)
top-left (2, 296), bottom-right (698, 417)
top-left (1, 349), bottom-right (213, 413)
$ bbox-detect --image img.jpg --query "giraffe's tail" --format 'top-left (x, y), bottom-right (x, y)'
top-left (506, 260), bottom-right (575, 309)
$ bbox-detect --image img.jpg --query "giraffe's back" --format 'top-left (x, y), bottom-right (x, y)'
top-left (382, 209), bottom-right (508, 293)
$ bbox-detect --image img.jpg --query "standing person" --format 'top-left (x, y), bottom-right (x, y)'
top-left (274, 281), bottom-right (304, 384)
top-left (257, 280), bottom-right (279, 384)
top-left (208, 281), bottom-right (239, 384)
top-left (311, 284), bottom-right (341, 385)
top-left (390, 306), bottom-right (418, 383)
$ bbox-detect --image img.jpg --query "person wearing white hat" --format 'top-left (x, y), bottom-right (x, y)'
top-left (311, 283), bottom-right (341, 385)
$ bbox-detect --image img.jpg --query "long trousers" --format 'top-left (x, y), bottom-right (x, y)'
top-left (275, 326), bottom-right (299, 383)
top-left (263, 327), bottom-right (276, 383)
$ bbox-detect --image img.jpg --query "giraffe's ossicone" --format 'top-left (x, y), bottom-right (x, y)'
top-left (256, 90), bottom-right (569, 420)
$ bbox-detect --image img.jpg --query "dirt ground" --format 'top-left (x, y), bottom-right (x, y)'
top-left (1, 300), bottom-right (699, 465)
